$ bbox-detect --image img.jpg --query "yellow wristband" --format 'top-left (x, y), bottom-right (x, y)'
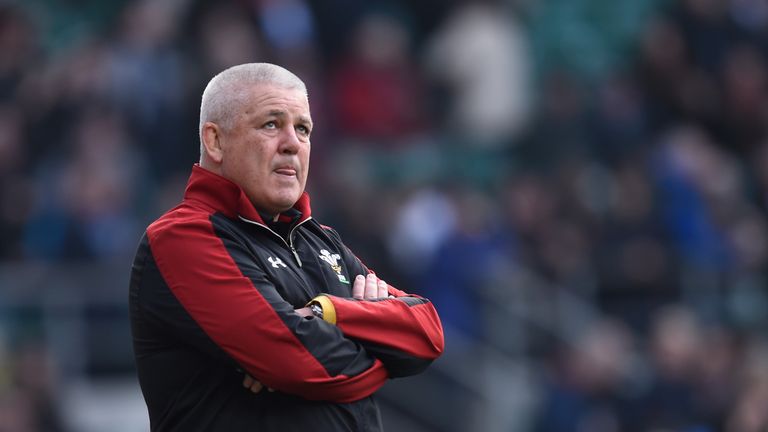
top-left (306, 295), bottom-right (336, 325)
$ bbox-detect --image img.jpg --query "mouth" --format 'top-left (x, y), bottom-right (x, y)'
top-left (274, 166), bottom-right (298, 177)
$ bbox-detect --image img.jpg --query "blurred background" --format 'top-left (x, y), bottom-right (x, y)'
top-left (1, 0), bottom-right (768, 430)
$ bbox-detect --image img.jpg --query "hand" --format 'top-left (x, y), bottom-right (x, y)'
top-left (295, 307), bottom-right (313, 318)
top-left (242, 374), bottom-right (274, 394)
top-left (352, 273), bottom-right (388, 300)
top-left (243, 309), bottom-right (318, 394)
top-left (242, 374), bottom-right (263, 393)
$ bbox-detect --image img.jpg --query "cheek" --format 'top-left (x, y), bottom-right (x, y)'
top-left (301, 151), bottom-right (310, 179)
top-left (243, 147), bottom-right (271, 170)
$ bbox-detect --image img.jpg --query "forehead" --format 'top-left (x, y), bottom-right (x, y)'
top-left (241, 83), bottom-right (310, 117)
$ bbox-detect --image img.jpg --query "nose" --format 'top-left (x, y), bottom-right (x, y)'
top-left (278, 127), bottom-right (301, 155)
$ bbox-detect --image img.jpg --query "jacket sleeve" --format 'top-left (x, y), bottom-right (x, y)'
top-left (143, 217), bottom-right (388, 403)
top-left (317, 227), bottom-right (445, 377)
top-left (308, 292), bottom-right (445, 377)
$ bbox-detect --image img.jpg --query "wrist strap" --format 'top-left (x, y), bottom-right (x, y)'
top-left (305, 295), bottom-right (336, 324)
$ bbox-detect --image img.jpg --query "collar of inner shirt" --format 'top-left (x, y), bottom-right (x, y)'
top-left (258, 208), bottom-right (302, 241)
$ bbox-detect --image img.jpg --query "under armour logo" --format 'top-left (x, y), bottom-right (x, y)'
top-left (268, 257), bottom-right (287, 268)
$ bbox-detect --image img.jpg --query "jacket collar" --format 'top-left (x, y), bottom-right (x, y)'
top-left (183, 164), bottom-right (312, 224)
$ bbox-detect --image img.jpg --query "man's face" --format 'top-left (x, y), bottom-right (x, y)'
top-left (218, 84), bottom-right (312, 216)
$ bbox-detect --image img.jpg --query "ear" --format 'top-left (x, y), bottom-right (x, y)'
top-left (201, 122), bottom-right (224, 164)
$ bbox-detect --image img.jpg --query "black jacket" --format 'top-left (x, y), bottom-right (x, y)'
top-left (129, 165), bottom-right (444, 431)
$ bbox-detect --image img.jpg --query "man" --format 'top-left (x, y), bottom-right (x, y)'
top-left (129, 63), bottom-right (444, 431)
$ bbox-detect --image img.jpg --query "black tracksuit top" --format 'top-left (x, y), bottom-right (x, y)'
top-left (129, 165), bottom-right (444, 431)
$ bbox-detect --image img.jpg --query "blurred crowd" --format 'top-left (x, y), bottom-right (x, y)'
top-left (2, 0), bottom-right (768, 430)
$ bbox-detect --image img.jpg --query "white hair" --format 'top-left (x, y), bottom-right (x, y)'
top-left (199, 63), bottom-right (307, 155)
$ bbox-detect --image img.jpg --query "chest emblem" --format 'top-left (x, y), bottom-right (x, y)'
top-left (268, 257), bottom-right (287, 268)
top-left (319, 249), bottom-right (349, 284)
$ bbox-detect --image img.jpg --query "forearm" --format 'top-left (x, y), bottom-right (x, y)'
top-left (307, 291), bottom-right (445, 376)
top-left (238, 309), bottom-right (392, 401)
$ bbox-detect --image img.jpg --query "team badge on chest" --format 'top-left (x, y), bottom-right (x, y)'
top-left (319, 249), bottom-right (349, 284)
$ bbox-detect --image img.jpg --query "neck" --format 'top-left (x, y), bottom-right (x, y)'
top-left (258, 210), bottom-right (280, 224)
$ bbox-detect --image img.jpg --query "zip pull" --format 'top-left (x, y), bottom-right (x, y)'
top-left (291, 246), bottom-right (302, 267)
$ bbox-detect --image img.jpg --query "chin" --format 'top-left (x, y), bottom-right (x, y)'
top-left (273, 194), bottom-right (301, 211)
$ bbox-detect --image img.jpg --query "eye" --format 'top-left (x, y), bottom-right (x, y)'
top-left (264, 121), bottom-right (277, 129)
top-left (296, 124), bottom-right (311, 136)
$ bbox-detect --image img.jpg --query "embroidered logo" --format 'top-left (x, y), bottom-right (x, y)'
top-left (268, 257), bottom-right (287, 268)
top-left (319, 249), bottom-right (349, 284)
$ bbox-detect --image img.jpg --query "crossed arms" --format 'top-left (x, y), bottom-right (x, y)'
top-left (141, 217), bottom-right (444, 403)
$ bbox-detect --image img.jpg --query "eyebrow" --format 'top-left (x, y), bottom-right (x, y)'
top-left (265, 110), bottom-right (313, 126)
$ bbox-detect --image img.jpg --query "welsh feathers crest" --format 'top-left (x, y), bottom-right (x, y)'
top-left (319, 249), bottom-right (349, 284)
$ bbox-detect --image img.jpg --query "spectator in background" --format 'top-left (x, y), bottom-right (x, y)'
top-left (0, 340), bottom-right (65, 432)
top-left (329, 11), bottom-right (427, 143)
top-left (0, 105), bottom-right (32, 259)
top-left (22, 107), bottom-right (144, 260)
top-left (534, 318), bottom-right (635, 432)
top-left (728, 0), bottom-right (768, 42)
top-left (653, 126), bottom-right (736, 273)
top-left (106, 0), bottom-right (188, 178)
top-left (421, 186), bottom-right (514, 338)
top-left (673, 0), bottom-right (732, 76)
top-left (694, 325), bottom-right (742, 428)
top-left (256, 0), bottom-right (316, 61)
top-left (637, 305), bottom-right (708, 430)
top-left (726, 341), bottom-right (768, 432)
top-left (589, 73), bottom-right (649, 165)
top-left (194, 3), bottom-right (268, 83)
top-left (518, 70), bottom-right (591, 169)
top-left (499, 173), bottom-right (558, 277)
top-left (596, 159), bottom-right (675, 330)
top-left (636, 16), bottom-right (718, 132)
top-left (0, 5), bottom-right (39, 101)
top-left (322, 9), bottom-right (435, 214)
top-left (749, 139), bottom-right (768, 213)
top-left (719, 43), bottom-right (768, 153)
top-left (387, 187), bottom-right (458, 282)
top-left (424, 0), bottom-right (531, 148)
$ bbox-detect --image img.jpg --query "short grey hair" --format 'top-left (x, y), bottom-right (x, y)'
top-left (199, 63), bottom-right (307, 149)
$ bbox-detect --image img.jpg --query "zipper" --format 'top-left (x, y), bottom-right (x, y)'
top-left (238, 215), bottom-right (312, 267)
top-left (289, 246), bottom-right (301, 267)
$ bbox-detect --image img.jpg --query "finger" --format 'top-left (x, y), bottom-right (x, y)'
top-left (295, 307), bottom-right (312, 318)
top-left (365, 273), bottom-right (379, 299)
top-left (249, 380), bottom-right (264, 393)
top-left (377, 280), bottom-right (388, 298)
top-left (352, 275), bottom-right (365, 299)
top-left (243, 375), bottom-right (254, 388)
